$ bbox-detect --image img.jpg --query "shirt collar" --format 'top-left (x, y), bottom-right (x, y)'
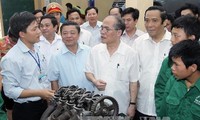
top-left (61, 43), bottom-right (85, 54)
top-left (17, 39), bottom-right (39, 53)
top-left (148, 30), bottom-right (171, 42)
top-left (99, 41), bottom-right (126, 56)
top-left (40, 33), bottom-right (61, 44)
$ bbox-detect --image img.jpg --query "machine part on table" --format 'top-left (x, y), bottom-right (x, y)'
top-left (40, 85), bottom-right (119, 120)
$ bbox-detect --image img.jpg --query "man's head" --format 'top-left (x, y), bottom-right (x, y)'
top-left (144, 6), bottom-right (167, 39)
top-left (60, 21), bottom-right (80, 48)
top-left (171, 15), bottom-right (200, 45)
top-left (100, 15), bottom-right (125, 44)
top-left (40, 14), bottom-right (58, 38)
top-left (109, 7), bottom-right (122, 17)
top-left (175, 3), bottom-right (199, 18)
top-left (9, 11), bottom-right (40, 44)
top-left (169, 40), bottom-right (200, 80)
top-left (46, 2), bottom-right (62, 24)
top-left (32, 9), bottom-right (45, 24)
top-left (85, 6), bottom-right (98, 26)
top-left (121, 7), bottom-right (139, 33)
top-left (66, 8), bottom-right (82, 25)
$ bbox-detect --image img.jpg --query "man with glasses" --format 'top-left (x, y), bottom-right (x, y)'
top-left (85, 15), bottom-right (139, 118)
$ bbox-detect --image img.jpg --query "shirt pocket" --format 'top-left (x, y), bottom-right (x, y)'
top-left (116, 65), bottom-right (129, 83)
top-left (166, 96), bottom-right (180, 116)
top-left (191, 103), bottom-right (200, 119)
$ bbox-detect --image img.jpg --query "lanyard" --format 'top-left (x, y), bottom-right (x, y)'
top-left (28, 51), bottom-right (41, 73)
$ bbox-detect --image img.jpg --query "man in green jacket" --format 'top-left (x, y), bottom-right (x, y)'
top-left (159, 40), bottom-right (200, 119)
top-left (155, 15), bottom-right (200, 116)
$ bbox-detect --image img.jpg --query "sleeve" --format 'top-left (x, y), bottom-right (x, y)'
top-left (84, 49), bottom-right (95, 74)
top-left (154, 57), bottom-right (173, 116)
top-left (129, 51), bottom-right (140, 82)
top-left (47, 54), bottom-right (60, 81)
top-left (1, 57), bottom-right (23, 100)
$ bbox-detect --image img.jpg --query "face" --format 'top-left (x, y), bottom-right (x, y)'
top-left (21, 21), bottom-right (41, 44)
top-left (171, 57), bottom-right (194, 80)
top-left (50, 12), bottom-right (61, 24)
top-left (144, 10), bottom-right (166, 38)
top-left (40, 18), bottom-right (57, 38)
top-left (165, 19), bottom-right (172, 32)
top-left (181, 9), bottom-right (195, 16)
top-left (100, 16), bottom-right (121, 44)
top-left (61, 25), bottom-right (79, 47)
top-left (109, 8), bottom-right (121, 17)
top-left (68, 12), bottom-right (82, 25)
top-left (122, 13), bottom-right (137, 32)
top-left (171, 27), bottom-right (188, 45)
top-left (86, 8), bottom-right (98, 25)
top-left (34, 12), bottom-right (43, 24)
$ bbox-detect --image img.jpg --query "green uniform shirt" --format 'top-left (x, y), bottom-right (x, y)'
top-left (160, 77), bottom-right (200, 120)
top-left (155, 57), bottom-right (173, 115)
top-left (0, 93), bottom-right (7, 120)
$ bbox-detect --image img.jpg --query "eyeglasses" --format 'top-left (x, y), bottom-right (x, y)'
top-left (100, 26), bottom-right (117, 33)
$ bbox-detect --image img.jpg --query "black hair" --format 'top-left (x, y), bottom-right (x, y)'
top-left (169, 40), bottom-right (200, 70)
top-left (85, 6), bottom-right (98, 15)
top-left (40, 14), bottom-right (58, 27)
top-left (32, 9), bottom-right (45, 16)
top-left (66, 3), bottom-right (73, 9)
top-left (153, 1), bottom-right (163, 7)
top-left (9, 11), bottom-right (36, 39)
top-left (109, 7), bottom-right (122, 16)
top-left (172, 15), bottom-right (200, 41)
top-left (60, 21), bottom-right (80, 34)
top-left (121, 7), bottom-right (139, 20)
top-left (66, 8), bottom-right (82, 20)
top-left (144, 6), bottom-right (167, 24)
top-left (175, 3), bottom-right (199, 18)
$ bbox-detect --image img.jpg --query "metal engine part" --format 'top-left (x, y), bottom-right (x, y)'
top-left (40, 85), bottom-right (119, 120)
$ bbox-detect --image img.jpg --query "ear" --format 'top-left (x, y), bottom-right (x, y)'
top-left (188, 35), bottom-right (196, 41)
top-left (189, 64), bottom-right (197, 73)
top-left (54, 25), bottom-right (58, 31)
top-left (19, 31), bottom-right (25, 38)
top-left (163, 19), bottom-right (168, 27)
top-left (117, 29), bottom-right (123, 37)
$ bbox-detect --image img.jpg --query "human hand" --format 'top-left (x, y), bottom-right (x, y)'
top-left (94, 80), bottom-right (107, 91)
top-left (127, 105), bottom-right (136, 118)
top-left (39, 89), bottom-right (55, 101)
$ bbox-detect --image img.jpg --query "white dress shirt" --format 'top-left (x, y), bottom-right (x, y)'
top-left (81, 21), bottom-right (102, 47)
top-left (132, 30), bottom-right (172, 116)
top-left (85, 42), bottom-right (140, 114)
top-left (121, 29), bottom-right (145, 47)
top-left (78, 28), bottom-right (92, 46)
top-left (37, 33), bottom-right (63, 65)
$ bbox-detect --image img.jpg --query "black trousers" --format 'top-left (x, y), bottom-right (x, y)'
top-left (13, 100), bottom-right (47, 120)
top-left (134, 110), bottom-right (156, 120)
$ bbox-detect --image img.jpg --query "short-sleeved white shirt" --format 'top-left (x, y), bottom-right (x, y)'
top-left (78, 28), bottom-right (92, 46)
top-left (37, 33), bottom-right (63, 65)
top-left (85, 41), bottom-right (140, 114)
top-left (121, 29), bottom-right (145, 46)
top-left (81, 21), bottom-right (102, 47)
top-left (132, 30), bottom-right (172, 116)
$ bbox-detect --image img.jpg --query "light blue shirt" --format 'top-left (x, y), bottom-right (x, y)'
top-left (48, 43), bottom-right (94, 91)
top-left (1, 39), bottom-right (50, 103)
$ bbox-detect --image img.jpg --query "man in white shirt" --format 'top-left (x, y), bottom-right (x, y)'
top-left (66, 8), bottom-right (93, 46)
top-left (37, 14), bottom-right (63, 65)
top-left (1, 11), bottom-right (54, 120)
top-left (121, 7), bottom-right (144, 47)
top-left (81, 6), bottom-right (102, 47)
top-left (132, 6), bottom-right (172, 119)
top-left (85, 15), bottom-right (139, 118)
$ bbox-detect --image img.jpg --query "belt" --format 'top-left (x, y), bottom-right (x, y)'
top-left (15, 99), bottom-right (46, 104)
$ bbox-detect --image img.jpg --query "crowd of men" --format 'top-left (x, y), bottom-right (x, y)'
top-left (0, 1), bottom-right (200, 120)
